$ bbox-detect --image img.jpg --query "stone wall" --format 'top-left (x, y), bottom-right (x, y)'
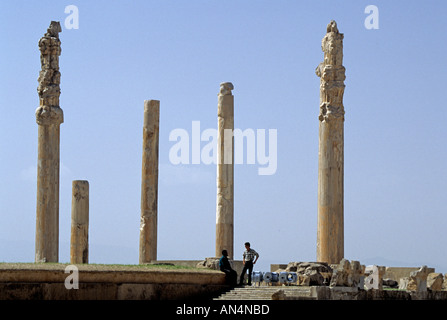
top-left (384, 267), bottom-right (435, 282)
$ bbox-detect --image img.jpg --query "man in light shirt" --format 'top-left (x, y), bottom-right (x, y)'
top-left (239, 242), bottom-right (259, 286)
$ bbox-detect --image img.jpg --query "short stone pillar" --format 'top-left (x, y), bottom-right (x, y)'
top-left (316, 21), bottom-right (346, 264)
top-left (70, 180), bottom-right (89, 264)
top-left (215, 82), bottom-right (234, 259)
top-left (139, 100), bottom-right (160, 264)
top-left (35, 21), bottom-right (63, 263)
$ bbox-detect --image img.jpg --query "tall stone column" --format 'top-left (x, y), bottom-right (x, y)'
top-left (70, 180), bottom-right (89, 264)
top-left (315, 21), bottom-right (346, 264)
top-left (139, 100), bottom-right (160, 264)
top-left (216, 82), bottom-right (234, 259)
top-left (35, 21), bottom-right (63, 263)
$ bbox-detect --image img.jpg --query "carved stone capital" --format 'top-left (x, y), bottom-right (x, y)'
top-left (317, 20), bottom-right (345, 123)
top-left (35, 105), bottom-right (64, 126)
top-left (319, 103), bottom-right (345, 122)
top-left (37, 21), bottom-right (62, 110)
top-left (218, 82), bottom-right (234, 96)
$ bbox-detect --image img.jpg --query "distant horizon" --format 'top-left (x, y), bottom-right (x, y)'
top-left (1, 239), bottom-right (445, 275)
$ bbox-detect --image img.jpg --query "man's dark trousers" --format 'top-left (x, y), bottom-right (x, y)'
top-left (239, 260), bottom-right (254, 285)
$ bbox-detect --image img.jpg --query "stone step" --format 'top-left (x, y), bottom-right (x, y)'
top-left (214, 286), bottom-right (314, 300)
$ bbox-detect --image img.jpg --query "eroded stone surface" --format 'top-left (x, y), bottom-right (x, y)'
top-left (35, 21), bottom-right (63, 263)
top-left (70, 180), bottom-right (89, 264)
top-left (316, 20), bottom-right (345, 264)
top-left (36, 21), bottom-right (63, 125)
top-left (139, 100), bottom-right (160, 264)
top-left (427, 273), bottom-right (444, 291)
top-left (216, 82), bottom-right (234, 259)
top-left (407, 266), bottom-right (429, 292)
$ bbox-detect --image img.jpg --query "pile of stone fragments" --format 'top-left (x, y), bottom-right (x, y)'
top-left (275, 259), bottom-right (445, 292)
top-left (198, 257), bottom-right (446, 292)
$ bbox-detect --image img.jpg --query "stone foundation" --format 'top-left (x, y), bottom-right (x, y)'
top-left (0, 263), bottom-right (227, 300)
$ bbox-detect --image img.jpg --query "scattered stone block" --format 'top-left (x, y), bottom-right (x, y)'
top-left (330, 259), bottom-right (351, 287)
top-left (406, 266), bottom-right (429, 292)
top-left (305, 269), bottom-right (325, 286)
top-left (443, 274), bottom-right (447, 290)
top-left (349, 261), bottom-right (364, 288)
top-left (330, 259), bottom-right (367, 288)
top-left (196, 257), bottom-right (220, 270)
top-left (279, 262), bottom-right (332, 286)
top-left (427, 273), bottom-right (443, 291)
top-left (298, 274), bottom-right (310, 286)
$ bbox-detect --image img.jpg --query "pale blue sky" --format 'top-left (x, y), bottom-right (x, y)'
top-left (1, 0), bottom-right (446, 273)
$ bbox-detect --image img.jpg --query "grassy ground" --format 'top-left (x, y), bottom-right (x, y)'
top-left (0, 262), bottom-right (219, 273)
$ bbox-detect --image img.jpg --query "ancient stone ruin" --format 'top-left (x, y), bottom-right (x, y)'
top-left (316, 20), bottom-right (346, 265)
top-left (19, 19), bottom-right (446, 301)
top-left (35, 21), bottom-right (64, 263)
top-left (70, 180), bottom-right (89, 264)
top-left (139, 100), bottom-right (160, 264)
top-left (215, 82), bottom-right (235, 259)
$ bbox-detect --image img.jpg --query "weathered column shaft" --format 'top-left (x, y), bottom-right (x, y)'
top-left (316, 21), bottom-right (345, 264)
top-left (139, 100), bottom-right (160, 264)
top-left (35, 21), bottom-right (63, 263)
top-left (216, 82), bottom-right (234, 259)
top-left (70, 180), bottom-right (89, 264)
top-left (35, 124), bottom-right (61, 262)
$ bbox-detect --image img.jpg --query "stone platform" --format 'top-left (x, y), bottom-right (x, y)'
top-left (0, 263), bottom-right (228, 300)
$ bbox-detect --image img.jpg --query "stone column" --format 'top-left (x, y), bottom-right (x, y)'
top-left (70, 180), bottom-right (89, 264)
top-left (35, 21), bottom-right (63, 263)
top-left (315, 21), bottom-right (346, 264)
top-left (139, 100), bottom-right (160, 264)
top-left (216, 82), bottom-right (234, 259)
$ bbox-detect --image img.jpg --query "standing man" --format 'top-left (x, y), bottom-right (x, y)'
top-left (239, 242), bottom-right (259, 286)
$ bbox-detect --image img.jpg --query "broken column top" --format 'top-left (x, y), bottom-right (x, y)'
top-left (315, 20), bottom-right (346, 123)
top-left (326, 20), bottom-right (339, 33)
top-left (322, 20), bottom-right (344, 67)
top-left (36, 21), bottom-right (63, 125)
top-left (219, 82), bottom-right (234, 96)
top-left (315, 20), bottom-right (345, 77)
top-left (45, 21), bottom-right (62, 38)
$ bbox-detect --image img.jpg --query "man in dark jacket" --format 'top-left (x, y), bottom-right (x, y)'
top-left (219, 250), bottom-right (237, 286)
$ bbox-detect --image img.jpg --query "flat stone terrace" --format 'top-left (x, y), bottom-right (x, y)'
top-left (0, 263), bottom-right (228, 300)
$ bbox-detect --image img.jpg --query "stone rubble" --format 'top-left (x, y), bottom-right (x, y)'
top-left (406, 265), bottom-right (429, 292)
top-left (330, 259), bottom-right (368, 288)
top-left (427, 273), bottom-right (444, 291)
top-left (277, 262), bottom-right (332, 286)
